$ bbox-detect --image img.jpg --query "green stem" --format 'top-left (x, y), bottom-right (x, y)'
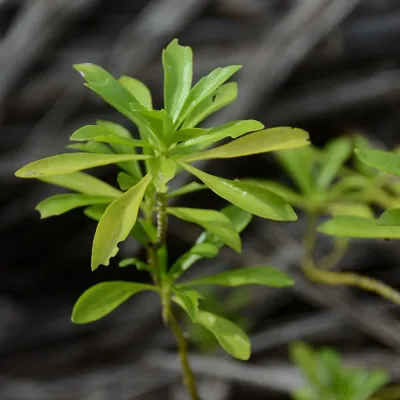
top-left (152, 191), bottom-right (199, 400)
top-left (302, 212), bottom-right (400, 306)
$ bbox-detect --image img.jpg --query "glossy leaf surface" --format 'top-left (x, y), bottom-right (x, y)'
top-left (119, 75), bottom-right (152, 109)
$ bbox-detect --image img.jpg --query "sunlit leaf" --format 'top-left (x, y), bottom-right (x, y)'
top-left (379, 208), bottom-right (400, 226)
top-left (162, 39), bottom-right (193, 123)
top-left (15, 153), bottom-right (151, 178)
top-left (182, 127), bottom-right (309, 162)
top-left (72, 281), bottom-right (157, 323)
top-left (316, 137), bottom-right (352, 190)
top-left (36, 194), bottom-right (114, 218)
top-left (38, 172), bottom-right (122, 197)
top-left (91, 174), bottom-right (152, 270)
top-left (167, 207), bottom-right (241, 252)
top-left (356, 148), bottom-right (400, 176)
top-left (275, 146), bottom-right (315, 195)
top-left (174, 293), bottom-right (251, 360)
top-left (182, 82), bottom-right (237, 129)
top-left (318, 215), bottom-right (400, 238)
top-left (147, 156), bottom-right (177, 193)
top-left (119, 75), bottom-right (152, 109)
top-left (176, 120), bottom-right (264, 151)
top-left (167, 182), bottom-right (207, 198)
top-left (176, 65), bottom-right (242, 128)
top-left (181, 163), bottom-right (297, 221)
top-left (178, 266), bottom-right (294, 288)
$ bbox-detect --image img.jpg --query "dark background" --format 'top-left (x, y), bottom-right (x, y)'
top-left (1, 1), bottom-right (400, 399)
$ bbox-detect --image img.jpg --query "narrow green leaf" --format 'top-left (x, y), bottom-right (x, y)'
top-left (91, 174), bottom-right (152, 270)
top-left (147, 156), bottom-right (177, 193)
top-left (38, 172), bottom-right (122, 197)
top-left (352, 135), bottom-right (377, 176)
top-left (181, 163), bottom-right (297, 221)
top-left (176, 120), bottom-right (264, 151)
top-left (117, 172), bottom-right (138, 190)
top-left (36, 194), bottom-right (114, 218)
top-left (356, 148), bottom-right (400, 176)
top-left (74, 64), bottom-right (141, 120)
top-left (162, 39), bottom-right (193, 123)
top-left (275, 146), bottom-right (315, 195)
top-left (167, 182), bottom-right (207, 198)
top-left (119, 258), bottom-right (150, 270)
top-left (317, 137), bottom-right (352, 190)
top-left (72, 281), bottom-right (156, 323)
top-left (182, 82), bottom-right (237, 129)
top-left (167, 207), bottom-right (241, 252)
top-left (325, 202), bottom-right (374, 218)
top-left (318, 215), bottom-right (400, 238)
top-left (96, 120), bottom-right (143, 180)
top-left (70, 125), bottom-right (150, 148)
top-left (178, 266), bottom-right (294, 288)
top-left (221, 204), bottom-right (252, 235)
top-left (119, 75), bottom-right (152, 109)
top-left (66, 142), bottom-right (112, 154)
top-left (182, 127), bottom-right (309, 162)
top-left (84, 204), bottom-right (107, 222)
top-left (173, 288), bottom-right (203, 322)
top-left (379, 208), bottom-right (400, 226)
top-left (176, 65), bottom-right (242, 128)
top-left (289, 342), bottom-right (320, 388)
top-left (15, 153), bottom-right (151, 178)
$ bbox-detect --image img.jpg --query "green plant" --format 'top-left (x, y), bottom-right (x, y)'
top-left (290, 342), bottom-right (389, 400)
top-left (244, 136), bottom-right (400, 306)
top-left (14, 39), bottom-right (310, 399)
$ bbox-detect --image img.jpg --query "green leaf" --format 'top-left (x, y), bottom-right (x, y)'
top-left (66, 142), bottom-right (112, 154)
top-left (351, 370), bottom-right (389, 400)
top-left (118, 258), bottom-right (150, 271)
top-left (289, 342), bottom-right (320, 388)
top-left (318, 216), bottom-right (400, 238)
top-left (15, 153), bottom-right (151, 178)
top-left (91, 174), bottom-right (152, 270)
top-left (178, 266), bottom-right (294, 288)
top-left (38, 172), bottom-right (122, 197)
top-left (162, 39), bottom-right (193, 123)
top-left (72, 281), bottom-right (157, 323)
top-left (174, 293), bottom-right (251, 360)
top-left (167, 182), bottom-right (207, 198)
top-left (316, 137), bottom-right (352, 190)
top-left (176, 120), bottom-right (264, 151)
top-left (181, 163), bottom-right (297, 221)
top-left (221, 204), bottom-right (252, 235)
top-left (379, 208), bottom-right (400, 226)
top-left (96, 120), bottom-right (143, 180)
top-left (147, 156), bottom-right (177, 193)
top-left (275, 146), bottom-right (316, 195)
top-left (356, 148), bottom-right (400, 176)
top-left (167, 207), bottom-right (241, 252)
top-left (182, 127), bottom-right (310, 162)
top-left (84, 204), bottom-right (107, 221)
top-left (70, 125), bottom-right (150, 148)
top-left (325, 202), bottom-right (374, 218)
top-left (74, 64), bottom-right (141, 120)
top-left (182, 82), bottom-right (237, 129)
top-left (36, 194), bottom-right (114, 218)
top-left (117, 171), bottom-right (138, 190)
top-left (237, 179), bottom-right (306, 209)
top-left (176, 65), bottom-right (242, 128)
top-left (119, 75), bottom-right (152, 109)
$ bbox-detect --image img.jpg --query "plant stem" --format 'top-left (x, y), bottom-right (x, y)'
top-left (302, 212), bottom-right (400, 306)
top-left (152, 191), bottom-right (200, 400)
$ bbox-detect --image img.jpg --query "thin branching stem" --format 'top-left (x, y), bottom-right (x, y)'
top-left (302, 212), bottom-right (400, 306)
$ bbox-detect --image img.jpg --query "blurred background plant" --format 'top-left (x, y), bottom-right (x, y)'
top-left (2, 1), bottom-right (400, 399)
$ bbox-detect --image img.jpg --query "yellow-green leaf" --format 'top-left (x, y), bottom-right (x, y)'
top-left (167, 207), bottom-right (241, 252)
top-left (355, 148), bottom-right (400, 176)
top-left (119, 75), bottom-right (152, 109)
top-left (147, 156), bottom-right (177, 193)
top-left (15, 153), bottom-right (150, 178)
top-left (72, 281), bottom-right (157, 323)
top-left (167, 182), bottom-right (207, 198)
top-left (181, 163), bottom-right (297, 221)
top-left (91, 174), bottom-right (152, 270)
top-left (325, 202), bottom-right (374, 218)
top-left (162, 39), bottom-right (193, 123)
top-left (38, 171), bottom-right (122, 197)
top-left (36, 194), bottom-right (114, 218)
top-left (379, 208), bottom-right (400, 226)
top-left (318, 216), bottom-right (400, 238)
top-left (182, 127), bottom-right (310, 162)
top-left (178, 266), bottom-right (294, 288)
